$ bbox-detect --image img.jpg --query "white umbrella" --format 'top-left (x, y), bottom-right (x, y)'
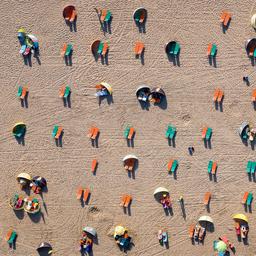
top-left (122, 154), bottom-right (138, 162)
top-left (251, 14), bottom-right (256, 29)
top-left (154, 187), bottom-right (169, 201)
top-left (83, 227), bottom-right (97, 237)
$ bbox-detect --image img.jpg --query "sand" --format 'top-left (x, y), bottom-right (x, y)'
top-left (1, 0), bottom-right (256, 255)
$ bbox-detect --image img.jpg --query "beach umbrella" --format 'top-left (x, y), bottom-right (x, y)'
top-left (238, 121), bottom-right (249, 137)
top-left (245, 38), bottom-right (256, 53)
top-left (32, 176), bottom-right (47, 188)
top-left (12, 122), bottom-right (26, 138)
top-left (135, 85), bottom-right (151, 101)
top-left (101, 82), bottom-right (112, 95)
top-left (133, 7), bottom-right (147, 24)
top-left (153, 187), bottom-right (169, 201)
top-left (17, 173), bottom-right (32, 182)
top-left (63, 5), bottom-right (76, 20)
top-left (37, 242), bottom-right (52, 254)
top-left (18, 28), bottom-right (26, 34)
top-left (165, 41), bottom-right (180, 54)
top-left (83, 227), bottom-right (97, 237)
top-left (114, 226), bottom-right (126, 237)
top-left (251, 14), bottom-right (256, 29)
top-left (122, 154), bottom-right (138, 162)
top-left (198, 215), bottom-right (213, 224)
top-left (91, 40), bottom-right (101, 56)
top-left (232, 213), bottom-right (248, 223)
top-left (216, 241), bottom-right (227, 252)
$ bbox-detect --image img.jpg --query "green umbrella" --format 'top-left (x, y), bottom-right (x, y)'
top-left (216, 241), bottom-right (227, 252)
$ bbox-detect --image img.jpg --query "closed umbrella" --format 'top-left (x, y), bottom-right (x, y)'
top-left (153, 187), bottom-right (169, 201)
top-left (83, 227), bottom-right (97, 237)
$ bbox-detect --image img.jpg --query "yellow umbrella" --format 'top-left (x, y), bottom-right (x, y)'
top-left (232, 213), bottom-right (248, 223)
top-left (114, 226), bottom-right (126, 237)
top-left (101, 82), bottom-right (112, 95)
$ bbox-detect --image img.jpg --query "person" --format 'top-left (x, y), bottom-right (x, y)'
top-left (188, 146), bottom-right (194, 155)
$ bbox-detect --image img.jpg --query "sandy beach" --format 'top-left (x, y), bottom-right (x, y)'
top-left (1, 0), bottom-right (256, 255)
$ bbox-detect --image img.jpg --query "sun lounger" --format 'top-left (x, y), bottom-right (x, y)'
top-left (242, 192), bottom-right (249, 204)
top-left (61, 43), bottom-right (67, 57)
top-left (100, 9), bottom-right (107, 22)
top-left (124, 195), bottom-right (132, 207)
top-left (120, 195), bottom-right (127, 207)
top-left (211, 162), bottom-right (217, 174)
top-left (134, 42), bottom-right (145, 55)
top-left (206, 128), bottom-right (212, 140)
top-left (251, 162), bottom-right (256, 173)
top-left (167, 160), bottom-right (174, 172)
top-left (213, 89), bottom-right (220, 102)
top-left (70, 9), bottom-right (77, 22)
top-left (52, 126), bottom-right (58, 138)
top-left (165, 126), bottom-right (172, 138)
top-left (77, 187), bottom-right (83, 200)
top-left (55, 127), bottom-right (63, 139)
top-left (20, 87), bottom-right (27, 100)
top-left (7, 231), bottom-right (17, 244)
top-left (246, 192), bottom-right (253, 206)
top-left (223, 13), bottom-right (231, 26)
top-left (88, 127), bottom-right (95, 138)
top-left (17, 86), bottom-right (23, 97)
top-left (64, 86), bottom-right (71, 98)
top-left (91, 159), bottom-right (97, 173)
top-left (83, 188), bottom-right (90, 203)
top-left (102, 43), bottom-right (108, 56)
top-left (105, 10), bottom-right (112, 22)
top-left (5, 229), bottom-right (13, 242)
top-left (246, 161), bottom-right (252, 173)
top-left (59, 86), bottom-right (66, 98)
top-left (189, 224), bottom-right (195, 238)
top-left (65, 44), bottom-right (73, 56)
top-left (174, 43), bottom-right (180, 55)
top-left (128, 127), bottom-right (135, 140)
top-left (202, 127), bottom-right (207, 139)
top-left (169, 160), bottom-right (178, 173)
top-left (204, 192), bottom-right (211, 205)
top-left (169, 127), bottom-right (176, 139)
top-left (91, 127), bottom-right (99, 140)
top-left (208, 160), bottom-right (213, 173)
top-left (124, 126), bottom-right (130, 139)
top-left (97, 42), bottom-right (104, 55)
top-left (217, 91), bottom-right (224, 102)
top-left (251, 89), bottom-right (256, 102)
top-left (210, 44), bottom-right (217, 57)
top-left (207, 44), bottom-right (212, 56)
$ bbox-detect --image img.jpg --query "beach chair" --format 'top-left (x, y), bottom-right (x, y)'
top-left (105, 10), bottom-right (112, 22)
top-left (65, 44), bottom-right (73, 56)
top-left (91, 159), bottom-right (98, 173)
top-left (134, 42), bottom-right (145, 55)
top-left (97, 42), bottom-right (104, 55)
top-left (246, 193), bottom-right (253, 206)
top-left (124, 126), bottom-right (130, 139)
top-left (174, 43), bottom-right (180, 55)
top-left (242, 192), bottom-right (249, 204)
top-left (217, 90), bottom-right (224, 102)
top-left (206, 128), bottom-right (212, 140)
top-left (70, 9), bottom-right (77, 22)
top-left (246, 161), bottom-right (252, 173)
top-left (91, 127), bottom-right (99, 140)
top-left (210, 44), bottom-right (217, 57)
top-left (55, 127), bottom-right (63, 139)
top-left (6, 230), bottom-right (17, 244)
top-left (128, 127), bottom-right (135, 140)
top-left (211, 162), bottom-right (217, 175)
top-left (204, 192), bottom-right (211, 205)
top-left (208, 160), bottom-right (213, 173)
top-left (168, 159), bottom-right (178, 173)
top-left (77, 187), bottom-right (83, 200)
top-left (213, 89), bottom-right (220, 102)
top-left (52, 126), bottom-right (59, 138)
top-left (100, 9), bottom-right (107, 22)
top-left (251, 89), bottom-right (256, 102)
top-left (189, 224), bottom-right (195, 238)
top-left (63, 86), bottom-right (71, 98)
top-left (207, 44), bottom-right (212, 56)
top-left (83, 188), bottom-right (90, 203)
top-left (61, 43), bottom-right (67, 57)
top-left (202, 127), bottom-right (207, 139)
top-left (102, 43), bottom-right (108, 56)
top-left (59, 86), bottom-right (66, 98)
top-left (124, 195), bottom-right (132, 208)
